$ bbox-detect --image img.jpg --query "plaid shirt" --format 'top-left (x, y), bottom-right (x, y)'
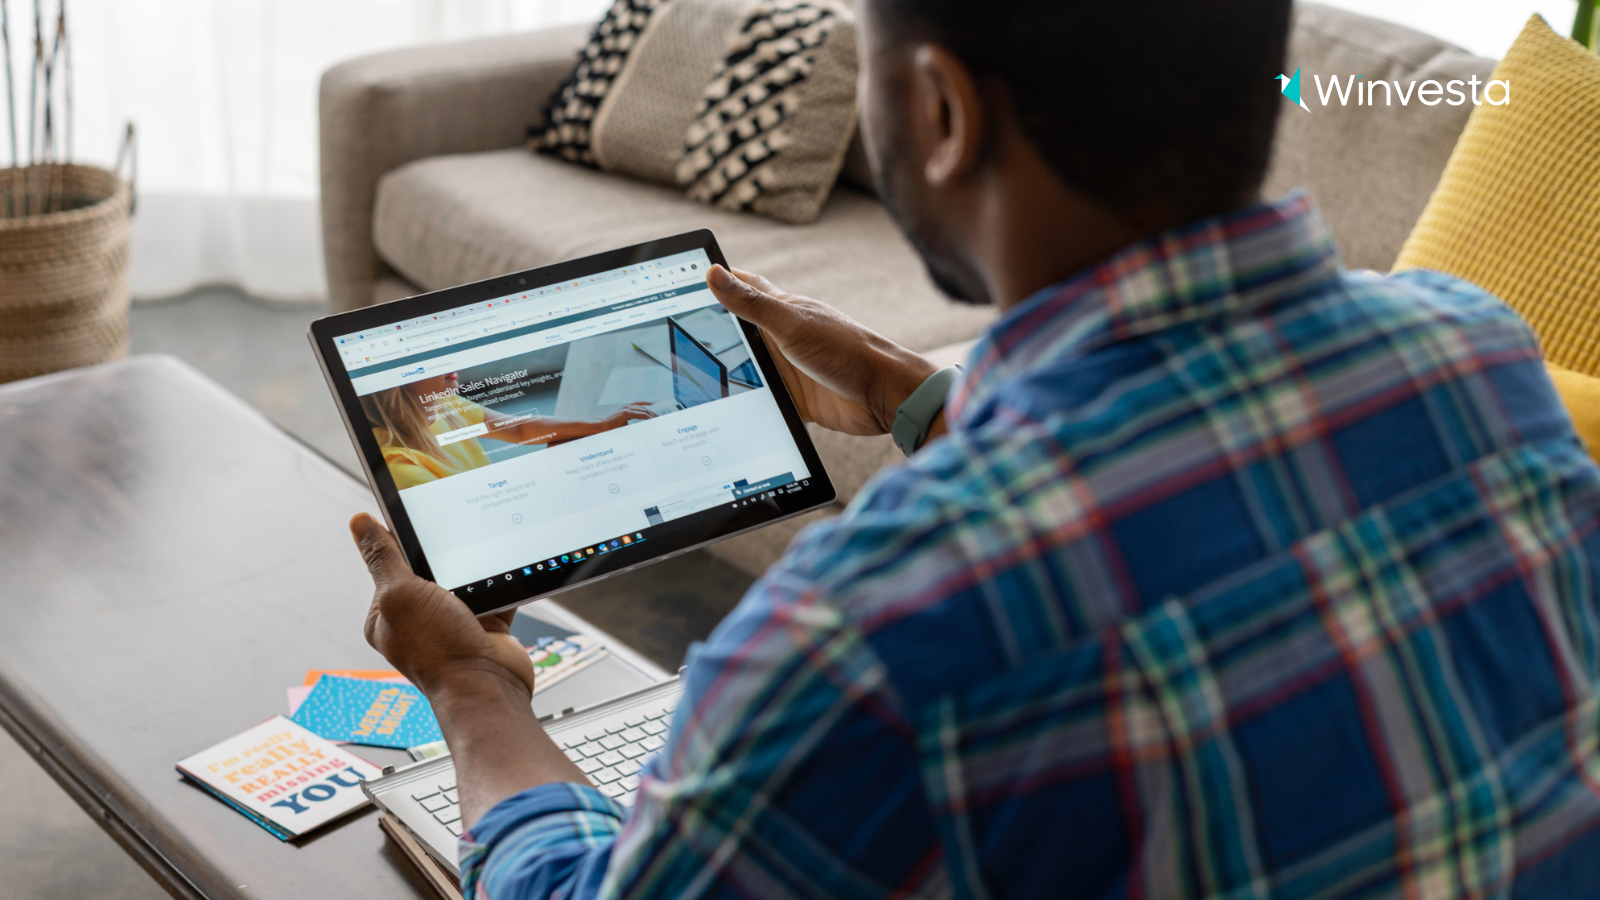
top-left (461, 193), bottom-right (1600, 899)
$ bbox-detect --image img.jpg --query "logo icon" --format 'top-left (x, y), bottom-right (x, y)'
top-left (1278, 68), bottom-right (1310, 112)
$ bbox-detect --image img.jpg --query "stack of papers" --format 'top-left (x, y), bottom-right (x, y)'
top-left (408, 634), bottom-right (609, 760)
top-left (291, 675), bottom-right (444, 750)
top-left (175, 716), bottom-right (382, 841)
top-left (178, 618), bottom-right (612, 839)
top-left (529, 634), bottom-right (609, 691)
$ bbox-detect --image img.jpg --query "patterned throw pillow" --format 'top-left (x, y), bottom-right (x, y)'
top-left (535, 0), bottom-right (669, 167)
top-left (676, 1), bottom-right (858, 224)
top-left (532, 0), bottom-right (858, 225)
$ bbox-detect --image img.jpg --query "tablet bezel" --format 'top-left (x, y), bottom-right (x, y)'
top-left (308, 230), bottom-right (836, 617)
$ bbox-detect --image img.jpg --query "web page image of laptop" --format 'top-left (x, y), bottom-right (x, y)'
top-left (336, 249), bottom-right (811, 590)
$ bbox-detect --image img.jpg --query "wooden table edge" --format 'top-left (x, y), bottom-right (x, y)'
top-left (0, 673), bottom-right (210, 900)
top-left (0, 355), bottom-right (675, 898)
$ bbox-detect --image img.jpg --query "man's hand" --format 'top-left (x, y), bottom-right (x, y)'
top-left (353, 513), bottom-right (536, 698)
top-left (351, 513), bottom-right (587, 826)
top-left (708, 266), bottom-right (939, 437)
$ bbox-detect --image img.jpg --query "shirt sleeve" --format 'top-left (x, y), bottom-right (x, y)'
top-left (460, 782), bottom-right (625, 900)
top-left (457, 526), bottom-right (946, 900)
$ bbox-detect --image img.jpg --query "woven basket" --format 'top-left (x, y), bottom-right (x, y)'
top-left (0, 164), bottom-right (133, 384)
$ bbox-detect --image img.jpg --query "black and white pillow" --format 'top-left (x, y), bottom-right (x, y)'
top-left (677, 1), bottom-right (857, 224)
top-left (531, 0), bottom-right (857, 225)
top-left (533, 0), bottom-right (671, 167)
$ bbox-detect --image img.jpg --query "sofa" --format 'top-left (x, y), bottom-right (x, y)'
top-left (319, 3), bottom-right (1495, 576)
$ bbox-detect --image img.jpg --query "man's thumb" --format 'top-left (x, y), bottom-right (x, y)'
top-left (351, 513), bottom-right (408, 585)
top-left (708, 265), bottom-right (790, 331)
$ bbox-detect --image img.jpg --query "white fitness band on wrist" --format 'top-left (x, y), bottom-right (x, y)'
top-left (891, 365), bottom-right (963, 458)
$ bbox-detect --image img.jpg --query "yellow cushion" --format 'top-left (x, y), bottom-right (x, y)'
top-left (1394, 15), bottom-right (1600, 376)
top-left (1547, 362), bottom-right (1600, 464)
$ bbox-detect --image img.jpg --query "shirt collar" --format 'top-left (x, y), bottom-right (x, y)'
top-left (947, 190), bottom-right (1342, 427)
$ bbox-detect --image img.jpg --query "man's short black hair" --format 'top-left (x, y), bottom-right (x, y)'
top-left (874, 0), bottom-right (1294, 224)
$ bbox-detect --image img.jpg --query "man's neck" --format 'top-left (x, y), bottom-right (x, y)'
top-left (963, 137), bottom-right (1250, 312)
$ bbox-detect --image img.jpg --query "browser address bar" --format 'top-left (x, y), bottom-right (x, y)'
top-left (404, 311), bottom-right (499, 340)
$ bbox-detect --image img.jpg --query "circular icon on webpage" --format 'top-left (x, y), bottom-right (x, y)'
top-left (609, 484), bottom-right (620, 494)
top-left (511, 513), bottom-right (523, 524)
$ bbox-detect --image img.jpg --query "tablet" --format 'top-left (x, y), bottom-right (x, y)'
top-left (308, 231), bottom-right (835, 616)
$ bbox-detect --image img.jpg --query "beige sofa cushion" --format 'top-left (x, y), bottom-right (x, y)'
top-left (373, 147), bottom-right (993, 353)
top-left (1262, 4), bottom-right (1495, 272)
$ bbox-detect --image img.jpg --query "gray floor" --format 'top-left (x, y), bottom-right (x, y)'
top-left (2, 288), bottom-right (757, 899)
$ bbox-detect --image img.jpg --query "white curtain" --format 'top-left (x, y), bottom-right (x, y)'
top-left (1, 0), bottom-right (609, 301)
top-left (1321, 0), bottom-right (1577, 59)
top-left (0, 0), bottom-right (1577, 301)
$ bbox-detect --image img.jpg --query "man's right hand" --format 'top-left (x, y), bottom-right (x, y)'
top-left (707, 266), bottom-right (939, 437)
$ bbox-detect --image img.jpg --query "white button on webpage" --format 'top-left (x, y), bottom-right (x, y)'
top-left (436, 422), bottom-right (489, 447)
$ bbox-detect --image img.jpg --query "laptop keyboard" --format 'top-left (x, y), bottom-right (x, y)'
top-left (407, 697), bottom-right (676, 836)
top-left (557, 702), bottom-right (674, 806)
top-left (410, 779), bottom-right (465, 836)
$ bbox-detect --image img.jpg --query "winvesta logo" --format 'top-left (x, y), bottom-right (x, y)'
top-left (1277, 66), bottom-right (1511, 111)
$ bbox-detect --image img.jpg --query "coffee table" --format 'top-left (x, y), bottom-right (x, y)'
top-left (0, 356), bottom-right (667, 899)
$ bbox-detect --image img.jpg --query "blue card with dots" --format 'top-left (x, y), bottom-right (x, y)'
top-left (290, 675), bottom-right (443, 750)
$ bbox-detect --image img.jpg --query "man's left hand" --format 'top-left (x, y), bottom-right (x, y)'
top-left (351, 513), bottom-right (589, 825)
top-left (351, 513), bottom-right (537, 699)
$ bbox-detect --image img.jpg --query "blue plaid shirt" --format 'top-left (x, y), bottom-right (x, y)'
top-left (461, 193), bottom-right (1600, 898)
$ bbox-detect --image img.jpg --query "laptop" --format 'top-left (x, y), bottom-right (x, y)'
top-left (364, 675), bottom-right (685, 878)
top-left (668, 316), bottom-right (728, 408)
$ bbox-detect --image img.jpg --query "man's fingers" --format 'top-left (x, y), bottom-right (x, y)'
top-left (482, 610), bottom-right (518, 635)
top-left (708, 265), bottom-right (798, 335)
top-left (731, 268), bottom-right (785, 298)
top-left (350, 513), bottom-right (411, 590)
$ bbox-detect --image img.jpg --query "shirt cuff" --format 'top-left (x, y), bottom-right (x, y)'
top-left (459, 782), bottom-right (626, 898)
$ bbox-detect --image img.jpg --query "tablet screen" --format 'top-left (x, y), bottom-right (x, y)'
top-left (327, 246), bottom-right (818, 599)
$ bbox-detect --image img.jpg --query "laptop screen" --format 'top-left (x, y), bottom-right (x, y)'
top-left (670, 318), bottom-right (726, 408)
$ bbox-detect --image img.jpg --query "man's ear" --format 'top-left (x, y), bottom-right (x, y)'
top-left (911, 44), bottom-right (987, 188)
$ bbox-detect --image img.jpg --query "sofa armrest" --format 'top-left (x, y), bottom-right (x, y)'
top-left (319, 25), bottom-right (589, 311)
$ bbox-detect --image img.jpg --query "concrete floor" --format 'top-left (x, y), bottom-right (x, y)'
top-left (1, 288), bottom-right (757, 899)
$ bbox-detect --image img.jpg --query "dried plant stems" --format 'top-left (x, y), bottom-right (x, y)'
top-left (2, 0), bottom-right (73, 218)
top-left (1, 2), bottom-right (14, 218)
top-left (25, 0), bottom-right (40, 214)
top-left (43, 1), bottom-right (62, 212)
top-left (2, 2), bottom-right (15, 169)
top-left (58, 0), bottom-right (67, 159)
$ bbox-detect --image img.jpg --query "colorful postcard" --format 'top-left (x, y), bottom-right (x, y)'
top-left (290, 675), bottom-right (443, 749)
top-left (176, 716), bottom-right (381, 840)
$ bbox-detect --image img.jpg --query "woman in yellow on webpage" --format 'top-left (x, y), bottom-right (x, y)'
top-left (361, 372), bottom-right (655, 490)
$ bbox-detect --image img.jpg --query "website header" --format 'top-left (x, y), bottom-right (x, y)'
top-left (348, 285), bottom-right (720, 395)
top-left (332, 249), bottom-right (712, 372)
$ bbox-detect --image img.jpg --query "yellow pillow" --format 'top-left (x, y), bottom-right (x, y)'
top-left (1547, 363), bottom-right (1600, 464)
top-left (1395, 15), bottom-right (1600, 376)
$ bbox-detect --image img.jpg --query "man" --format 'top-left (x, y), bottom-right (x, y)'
top-left (350, 0), bottom-right (1600, 896)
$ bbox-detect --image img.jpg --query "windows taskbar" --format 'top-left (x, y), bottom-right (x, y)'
top-left (447, 475), bottom-right (819, 610)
